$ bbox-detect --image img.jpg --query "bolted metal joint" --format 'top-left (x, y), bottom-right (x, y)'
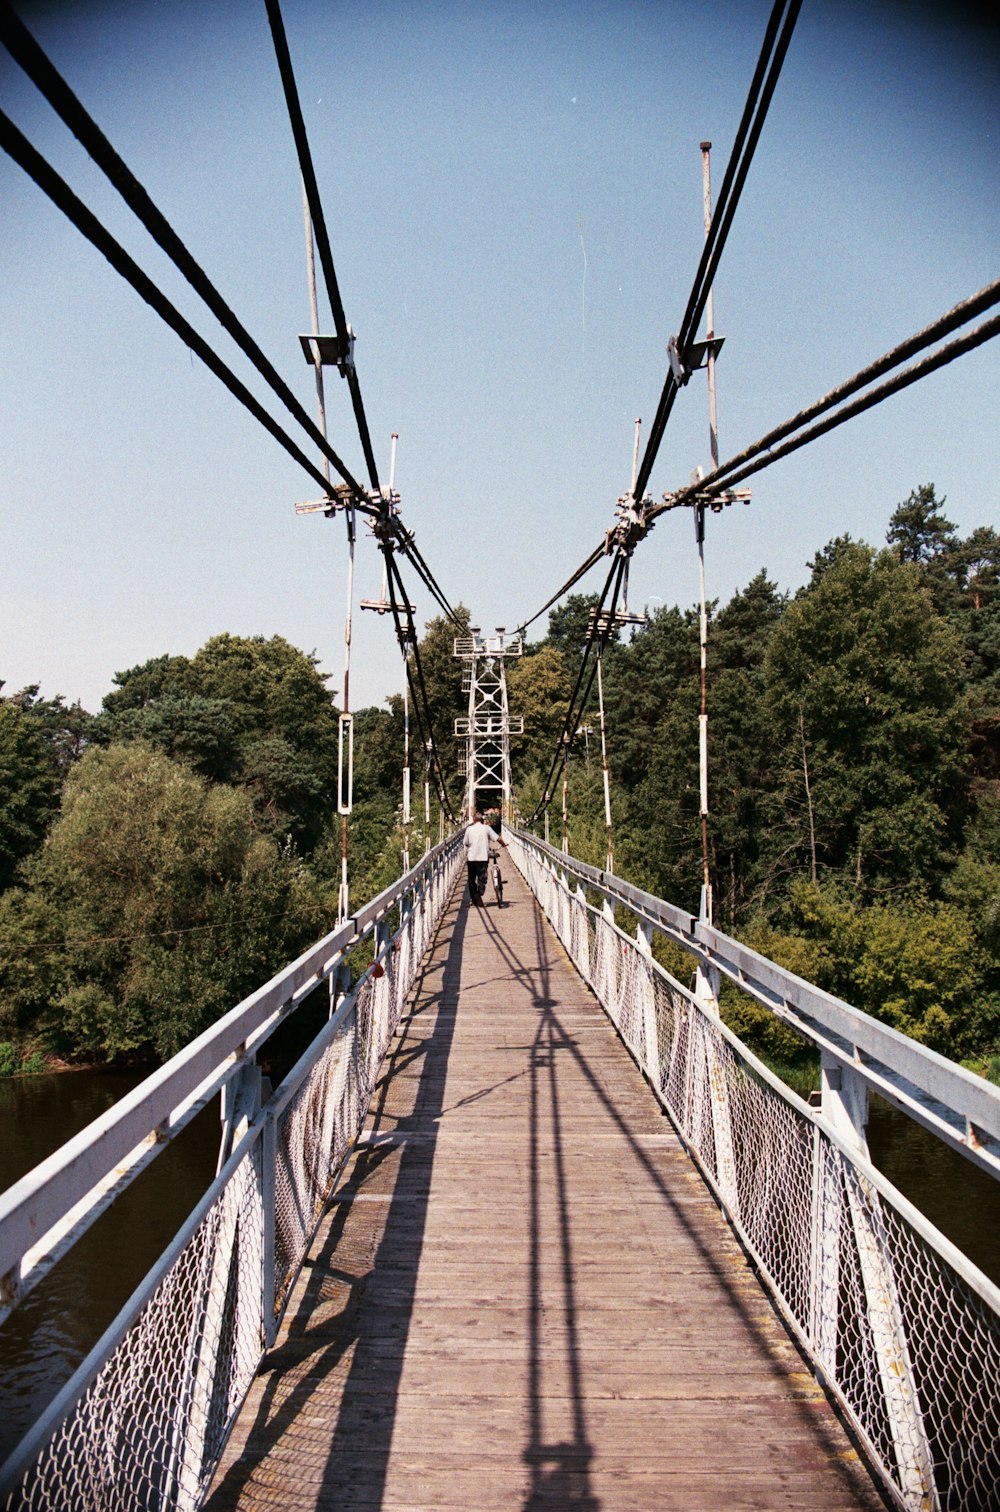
top-left (298, 324), bottom-right (357, 378)
top-left (608, 491), bottom-right (655, 555)
top-left (659, 484), bottom-right (751, 515)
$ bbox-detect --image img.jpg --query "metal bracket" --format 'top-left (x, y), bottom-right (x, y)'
top-left (294, 481), bottom-right (357, 517)
top-left (667, 333), bottom-right (725, 387)
top-left (607, 491), bottom-right (655, 555)
top-left (660, 484), bottom-right (752, 516)
top-left (298, 323), bottom-right (356, 377)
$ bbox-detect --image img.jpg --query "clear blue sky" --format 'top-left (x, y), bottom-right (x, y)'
top-left (2, 0), bottom-right (997, 716)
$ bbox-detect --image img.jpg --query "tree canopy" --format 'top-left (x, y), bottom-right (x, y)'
top-left (0, 743), bottom-right (322, 1062)
top-left (97, 634), bottom-right (340, 851)
top-left (3, 486), bottom-right (998, 1081)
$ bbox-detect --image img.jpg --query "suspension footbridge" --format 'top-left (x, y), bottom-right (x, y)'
top-left (3, 1), bottom-right (1000, 1508)
top-left (203, 861), bottom-right (882, 1512)
top-left (2, 833), bottom-right (998, 1511)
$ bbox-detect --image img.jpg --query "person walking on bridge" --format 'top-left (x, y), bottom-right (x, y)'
top-left (464, 810), bottom-right (506, 905)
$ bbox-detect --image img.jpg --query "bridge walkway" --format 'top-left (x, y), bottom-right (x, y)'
top-left (207, 864), bottom-right (882, 1511)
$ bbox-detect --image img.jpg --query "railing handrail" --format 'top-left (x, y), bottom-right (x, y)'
top-left (511, 827), bottom-right (1000, 1177)
top-left (509, 827), bottom-right (1000, 1512)
top-left (0, 833), bottom-right (461, 1305)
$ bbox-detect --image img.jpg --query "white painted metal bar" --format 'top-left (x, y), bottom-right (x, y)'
top-left (507, 826), bottom-right (1000, 1512)
top-left (0, 838), bottom-right (459, 1317)
top-left (511, 829), bottom-right (1000, 1177)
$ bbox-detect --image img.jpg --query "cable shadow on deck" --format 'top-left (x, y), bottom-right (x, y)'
top-left (205, 882), bottom-right (469, 1512)
top-left (477, 894), bottom-right (880, 1511)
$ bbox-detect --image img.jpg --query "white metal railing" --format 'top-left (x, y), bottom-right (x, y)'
top-left (507, 827), bottom-right (1000, 1512)
top-left (0, 833), bottom-right (463, 1512)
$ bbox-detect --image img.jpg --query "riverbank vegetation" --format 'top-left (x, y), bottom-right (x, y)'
top-left (508, 486), bottom-right (1000, 1079)
top-left (1, 486), bottom-right (997, 1078)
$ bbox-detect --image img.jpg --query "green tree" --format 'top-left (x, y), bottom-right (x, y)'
top-left (545, 593), bottom-right (607, 660)
top-left (0, 701), bottom-right (61, 891)
top-left (886, 483), bottom-right (958, 565)
top-left (0, 743), bottom-right (322, 1062)
top-left (508, 642), bottom-right (572, 784)
top-left (760, 882), bottom-right (988, 1055)
top-left (764, 542), bottom-right (967, 892)
top-left (98, 635), bottom-right (340, 852)
top-left (6, 684), bottom-right (93, 775)
top-left (706, 572), bottom-right (787, 925)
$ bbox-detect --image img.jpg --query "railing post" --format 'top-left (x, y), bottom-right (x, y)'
top-left (600, 898), bottom-right (618, 1024)
top-left (819, 1051), bottom-right (938, 1509)
top-left (329, 959), bottom-right (352, 1020)
top-left (261, 1109), bottom-right (277, 1349)
top-left (635, 919), bottom-right (661, 1091)
top-left (574, 882), bottom-right (591, 981)
top-left (217, 1058), bottom-right (263, 1175)
top-left (690, 949), bottom-right (739, 1215)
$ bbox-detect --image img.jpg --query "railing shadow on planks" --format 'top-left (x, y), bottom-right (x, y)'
top-left (506, 826), bottom-right (1000, 1512)
top-left (0, 834), bottom-right (464, 1512)
top-left (1, 824), bottom-right (999, 1511)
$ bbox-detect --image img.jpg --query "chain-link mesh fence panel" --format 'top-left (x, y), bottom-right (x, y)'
top-left (507, 830), bottom-right (1000, 1512)
top-left (6, 1143), bottom-right (265, 1512)
top-left (3, 838), bottom-right (463, 1512)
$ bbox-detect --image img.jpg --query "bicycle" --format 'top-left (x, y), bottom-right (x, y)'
top-left (489, 853), bottom-right (505, 907)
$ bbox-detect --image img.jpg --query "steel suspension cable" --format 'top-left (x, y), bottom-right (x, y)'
top-left (516, 541), bottom-right (608, 639)
top-left (388, 521), bottom-right (463, 627)
top-left (266, 0), bottom-right (465, 630)
top-left (523, 281), bottom-right (1000, 610)
top-left (675, 0), bottom-right (800, 359)
top-left (265, 0), bottom-right (380, 493)
top-left (0, 108), bottom-right (358, 503)
top-left (516, 0), bottom-right (801, 642)
top-left (633, 0), bottom-right (800, 502)
top-left (526, 552), bottom-right (626, 826)
top-left (0, 1), bottom-right (369, 504)
top-left (383, 549), bottom-right (458, 822)
top-left (652, 292), bottom-right (1000, 518)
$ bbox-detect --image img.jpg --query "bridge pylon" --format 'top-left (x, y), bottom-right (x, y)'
top-left (453, 626), bottom-right (522, 822)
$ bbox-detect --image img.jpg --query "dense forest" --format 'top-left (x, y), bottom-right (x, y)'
top-left (1, 485), bottom-right (997, 1083)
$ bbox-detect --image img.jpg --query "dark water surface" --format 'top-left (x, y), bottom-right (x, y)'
top-left (0, 1069), bottom-right (218, 1466)
top-left (0, 1071), bottom-right (997, 1469)
top-left (867, 1093), bottom-right (1000, 1288)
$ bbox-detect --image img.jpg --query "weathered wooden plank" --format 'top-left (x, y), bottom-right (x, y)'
top-left (207, 868), bottom-right (883, 1511)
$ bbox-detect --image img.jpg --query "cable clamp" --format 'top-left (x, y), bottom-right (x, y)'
top-left (667, 335), bottom-right (689, 387)
top-left (659, 484), bottom-right (752, 514)
top-left (610, 491), bottom-right (655, 554)
top-left (298, 326), bottom-right (356, 377)
top-left (369, 489), bottom-right (403, 541)
top-left (294, 481), bottom-right (357, 517)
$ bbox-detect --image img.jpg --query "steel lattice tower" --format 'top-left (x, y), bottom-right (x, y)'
top-left (453, 627), bottom-right (523, 821)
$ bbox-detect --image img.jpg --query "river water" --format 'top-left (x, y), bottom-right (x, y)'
top-left (0, 1070), bottom-right (998, 1468)
top-left (0, 1070), bottom-right (219, 1467)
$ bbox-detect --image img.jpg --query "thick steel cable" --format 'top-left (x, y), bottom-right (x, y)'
top-left (269, 0), bottom-right (463, 644)
top-left (388, 521), bottom-right (462, 627)
top-left (382, 564), bottom-right (438, 811)
top-left (0, 1), bottom-right (369, 505)
top-left (383, 549), bottom-right (458, 821)
top-left (676, 0), bottom-right (801, 357)
top-left (528, 554), bottom-right (627, 827)
top-left (653, 299), bottom-right (1000, 517)
top-left (265, 0), bottom-right (380, 493)
top-left (516, 541), bottom-right (608, 639)
top-left (532, 281), bottom-right (1000, 598)
top-left (0, 108), bottom-right (352, 501)
top-left (526, 553), bottom-right (626, 826)
top-left (380, 552), bottom-right (437, 788)
top-left (633, 0), bottom-right (800, 502)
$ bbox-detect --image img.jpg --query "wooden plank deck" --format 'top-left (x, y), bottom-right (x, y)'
top-left (207, 866), bottom-right (883, 1511)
